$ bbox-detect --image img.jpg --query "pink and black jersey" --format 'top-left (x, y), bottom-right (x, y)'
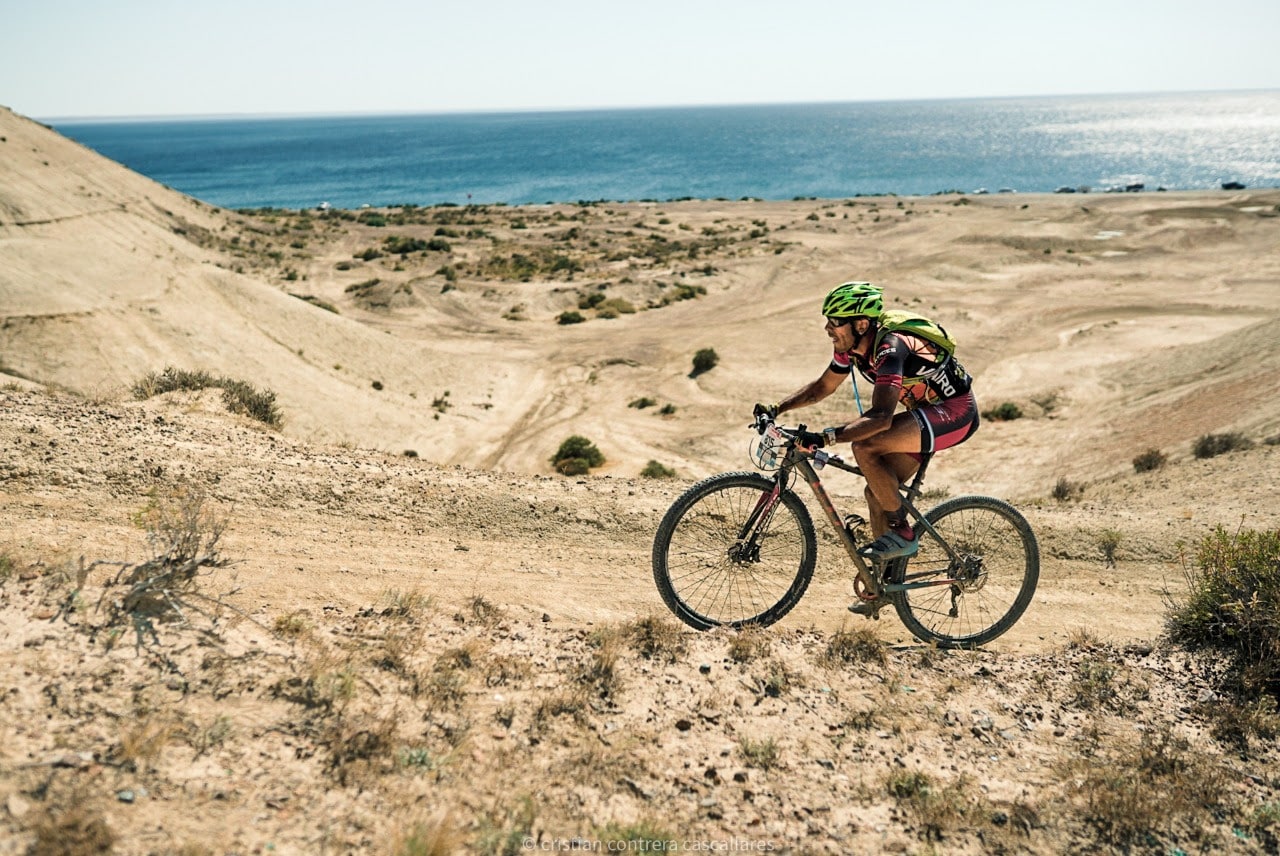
top-left (830, 331), bottom-right (972, 410)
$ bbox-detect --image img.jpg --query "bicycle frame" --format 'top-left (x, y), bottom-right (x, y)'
top-left (761, 436), bottom-right (966, 599)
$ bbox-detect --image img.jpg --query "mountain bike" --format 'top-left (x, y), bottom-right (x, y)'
top-left (651, 416), bottom-right (1039, 648)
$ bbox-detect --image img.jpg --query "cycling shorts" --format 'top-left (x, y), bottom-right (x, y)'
top-left (910, 391), bottom-right (979, 456)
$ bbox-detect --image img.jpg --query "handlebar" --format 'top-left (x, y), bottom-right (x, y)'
top-left (750, 416), bottom-right (854, 473)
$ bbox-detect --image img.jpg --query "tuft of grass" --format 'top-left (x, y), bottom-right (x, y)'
top-left (274, 610), bottom-right (311, 639)
top-left (739, 736), bottom-right (780, 769)
top-left (628, 396), bottom-right (656, 409)
top-left (579, 627), bottom-right (624, 699)
top-left (1193, 431), bottom-right (1253, 459)
top-left (114, 715), bottom-right (179, 770)
top-left (391, 812), bottom-right (464, 856)
top-left (599, 820), bottom-right (677, 851)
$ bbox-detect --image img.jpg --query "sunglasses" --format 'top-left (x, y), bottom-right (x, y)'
top-left (824, 316), bottom-right (854, 327)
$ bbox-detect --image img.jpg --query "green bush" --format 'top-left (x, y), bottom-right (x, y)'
top-left (640, 460), bottom-right (676, 479)
top-left (628, 397), bottom-right (656, 409)
top-left (383, 236), bottom-right (429, 255)
top-left (551, 436), bottom-right (605, 475)
top-left (1167, 527), bottom-right (1280, 696)
top-left (1193, 432), bottom-right (1254, 459)
top-left (982, 402), bottom-right (1023, 421)
top-left (690, 348), bottom-right (719, 376)
top-left (557, 311), bottom-right (586, 325)
top-left (578, 292), bottom-right (607, 310)
top-left (1132, 448), bottom-right (1167, 473)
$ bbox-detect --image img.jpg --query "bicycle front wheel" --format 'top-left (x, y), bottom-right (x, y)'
top-left (652, 471), bottom-right (817, 630)
top-left (889, 495), bottom-right (1039, 648)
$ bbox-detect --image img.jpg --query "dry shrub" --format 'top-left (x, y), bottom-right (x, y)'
top-left (322, 708), bottom-right (402, 786)
top-left (1051, 476), bottom-right (1084, 501)
top-left (464, 594), bottom-right (504, 625)
top-left (474, 796), bottom-right (537, 855)
top-left (1067, 653), bottom-right (1149, 713)
top-left (886, 770), bottom-right (982, 842)
top-left (1061, 725), bottom-right (1228, 849)
top-left (624, 615), bottom-right (687, 663)
top-left (26, 801), bottom-right (116, 856)
top-left (820, 626), bottom-right (887, 668)
top-left (1167, 526), bottom-right (1280, 695)
top-left (390, 812), bottom-right (464, 856)
top-left (727, 625), bottom-right (772, 663)
top-left (64, 487), bottom-right (239, 672)
top-left (1132, 447), bottom-right (1167, 472)
top-left (1193, 431), bottom-right (1253, 459)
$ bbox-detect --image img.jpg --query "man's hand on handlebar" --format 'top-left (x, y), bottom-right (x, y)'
top-left (793, 428), bottom-right (825, 449)
top-left (751, 402), bottom-right (778, 434)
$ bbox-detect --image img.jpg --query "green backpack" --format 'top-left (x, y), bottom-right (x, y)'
top-left (874, 310), bottom-right (957, 356)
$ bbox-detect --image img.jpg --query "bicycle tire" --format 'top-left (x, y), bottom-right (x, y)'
top-left (889, 495), bottom-right (1039, 648)
top-left (652, 471), bottom-right (817, 630)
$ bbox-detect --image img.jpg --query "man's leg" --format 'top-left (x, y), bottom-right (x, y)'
top-left (864, 452), bottom-right (923, 536)
top-left (851, 413), bottom-right (925, 558)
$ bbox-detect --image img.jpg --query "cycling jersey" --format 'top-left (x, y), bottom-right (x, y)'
top-left (830, 331), bottom-right (973, 410)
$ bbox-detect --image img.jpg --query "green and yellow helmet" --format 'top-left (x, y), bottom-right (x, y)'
top-left (821, 281), bottom-right (883, 319)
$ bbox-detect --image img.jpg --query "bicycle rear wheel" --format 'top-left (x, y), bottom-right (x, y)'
top-left (652, 471), bottom-right (817, 630)
top-left (889, 495), bottom-right (1038, 648)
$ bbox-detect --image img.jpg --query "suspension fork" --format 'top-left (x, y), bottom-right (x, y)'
top-left (730, 471), bottom-right (786, 557)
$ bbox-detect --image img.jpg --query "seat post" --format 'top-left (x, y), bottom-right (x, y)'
top-left (903, 452), bottom-right (934, 501)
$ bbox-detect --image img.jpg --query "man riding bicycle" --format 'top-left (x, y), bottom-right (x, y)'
top-left (754, 282), bottom-right (979, 608)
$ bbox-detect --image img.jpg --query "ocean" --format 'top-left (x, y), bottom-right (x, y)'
top-left (50, 90), bottom-right (1280, 210)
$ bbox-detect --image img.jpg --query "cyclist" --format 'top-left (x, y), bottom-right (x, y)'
top-left (754, 282), bottom-right (978, 606)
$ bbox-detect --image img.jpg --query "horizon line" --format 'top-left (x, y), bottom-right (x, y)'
top-left (34, 86), bottom-right (1280, 124)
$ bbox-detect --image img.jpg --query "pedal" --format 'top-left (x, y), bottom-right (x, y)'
top-left (847, 598), bottom-right (889, 620)
top-left (843, 513), bottom-right (868, 546)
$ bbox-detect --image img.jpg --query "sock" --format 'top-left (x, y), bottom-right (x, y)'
top-left (886, 508), bottom-right (914, 541)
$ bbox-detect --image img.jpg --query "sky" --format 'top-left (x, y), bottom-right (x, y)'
top-left (4, 0), bottom-right (1280, 119)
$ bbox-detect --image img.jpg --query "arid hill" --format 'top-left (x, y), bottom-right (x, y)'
top-left (2, 106), bottom-right (1280, 853)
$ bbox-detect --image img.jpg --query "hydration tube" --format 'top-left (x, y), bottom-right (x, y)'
top-left (851, 373), bottom-right (864, 415)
